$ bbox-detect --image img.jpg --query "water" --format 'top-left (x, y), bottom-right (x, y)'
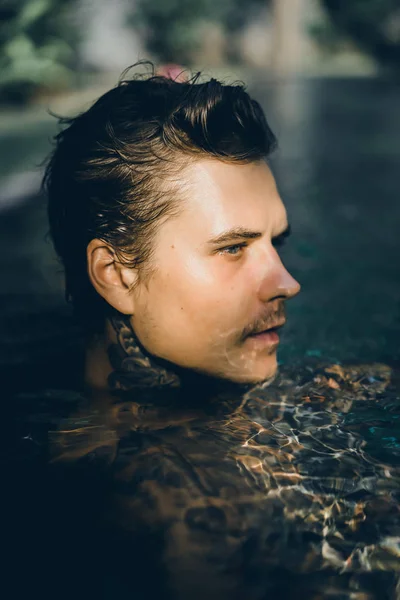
top-left (5, 360), bottom-right (400, 598)
top-left (1, 76), bottom-right (399, 597)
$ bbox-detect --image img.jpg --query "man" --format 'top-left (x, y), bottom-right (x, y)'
top-left (44, 64), bottom-right (300, 395)
top-left (36, 65), bottom-right (399, 600)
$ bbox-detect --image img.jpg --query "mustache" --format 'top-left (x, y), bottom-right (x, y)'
top-left (241, 304), bottom-right (286, 340)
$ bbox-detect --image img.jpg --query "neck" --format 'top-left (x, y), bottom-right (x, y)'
top-left (84, 312), bottom-right (252, 404)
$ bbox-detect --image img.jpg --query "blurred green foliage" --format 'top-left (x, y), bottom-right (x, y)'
top-left (0, 0), bottom-right (79, 104)
top-left (318, 0), bottom-right (400, 72)
top-left (132, 0), bottom-right (268, 64)
top-left (134, 0), bottom-right (400, 72)
top-left (1, 0), bottom-right (398, 106)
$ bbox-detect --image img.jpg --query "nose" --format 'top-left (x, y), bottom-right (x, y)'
top-left (276, 267), bottom-right (301, 300)
top-left (259, 255), bottom-right (301, 301)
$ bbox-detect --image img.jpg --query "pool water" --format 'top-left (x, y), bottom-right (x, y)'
top-left (3, 359), bottom-right (400, 599)
top-left (1, 76), bottom-right (399, 598)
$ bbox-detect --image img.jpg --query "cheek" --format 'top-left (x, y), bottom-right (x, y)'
top-left (155, 254), bottom-right (240, 325)
top-left (172, 256), bottom-right (224, 316)
top-left (172, 256), bottom-right (258, 342)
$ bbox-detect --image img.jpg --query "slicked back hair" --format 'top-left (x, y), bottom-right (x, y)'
top-left (43, 62), bottom-right (277, 334)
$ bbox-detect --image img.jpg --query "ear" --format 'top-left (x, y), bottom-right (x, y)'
top-left (87, 239), bottom-right (138, 315)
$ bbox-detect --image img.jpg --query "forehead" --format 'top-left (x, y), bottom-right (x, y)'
top-left (178, 159), bottom-right (287, 233)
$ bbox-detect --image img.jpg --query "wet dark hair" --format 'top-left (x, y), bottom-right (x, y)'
top-left (43, 61), bottom-right (277, 334)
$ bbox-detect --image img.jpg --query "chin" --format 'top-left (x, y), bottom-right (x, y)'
top-left (185, 353), bottom-right (279, 387)
top-left (245, 358), bottom-right (279, 385)
top-left (224, 361), bottom-right (278, 386)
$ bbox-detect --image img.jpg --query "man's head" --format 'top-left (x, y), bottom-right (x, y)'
top-left (44, 64), bottom-right (300, 386)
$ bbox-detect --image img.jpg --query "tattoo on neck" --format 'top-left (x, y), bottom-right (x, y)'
top-left (107, 314), bottom-right (181, 392)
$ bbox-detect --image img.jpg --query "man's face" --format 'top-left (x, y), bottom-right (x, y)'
top-left (129, 159), bottom-right (301, 385)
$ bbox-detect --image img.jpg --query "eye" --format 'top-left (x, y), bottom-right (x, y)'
top-left (218, 243), bottom-right (248, 257)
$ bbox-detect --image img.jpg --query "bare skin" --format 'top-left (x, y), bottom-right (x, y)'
top-left (85, 159), bottom-right (301, 391)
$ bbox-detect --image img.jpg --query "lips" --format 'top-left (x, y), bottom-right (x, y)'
top-left (250, 321), bottom-right (286, 336)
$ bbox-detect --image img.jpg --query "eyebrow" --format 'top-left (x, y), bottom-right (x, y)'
top-left (206, 223), bottom-right (291, 246)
